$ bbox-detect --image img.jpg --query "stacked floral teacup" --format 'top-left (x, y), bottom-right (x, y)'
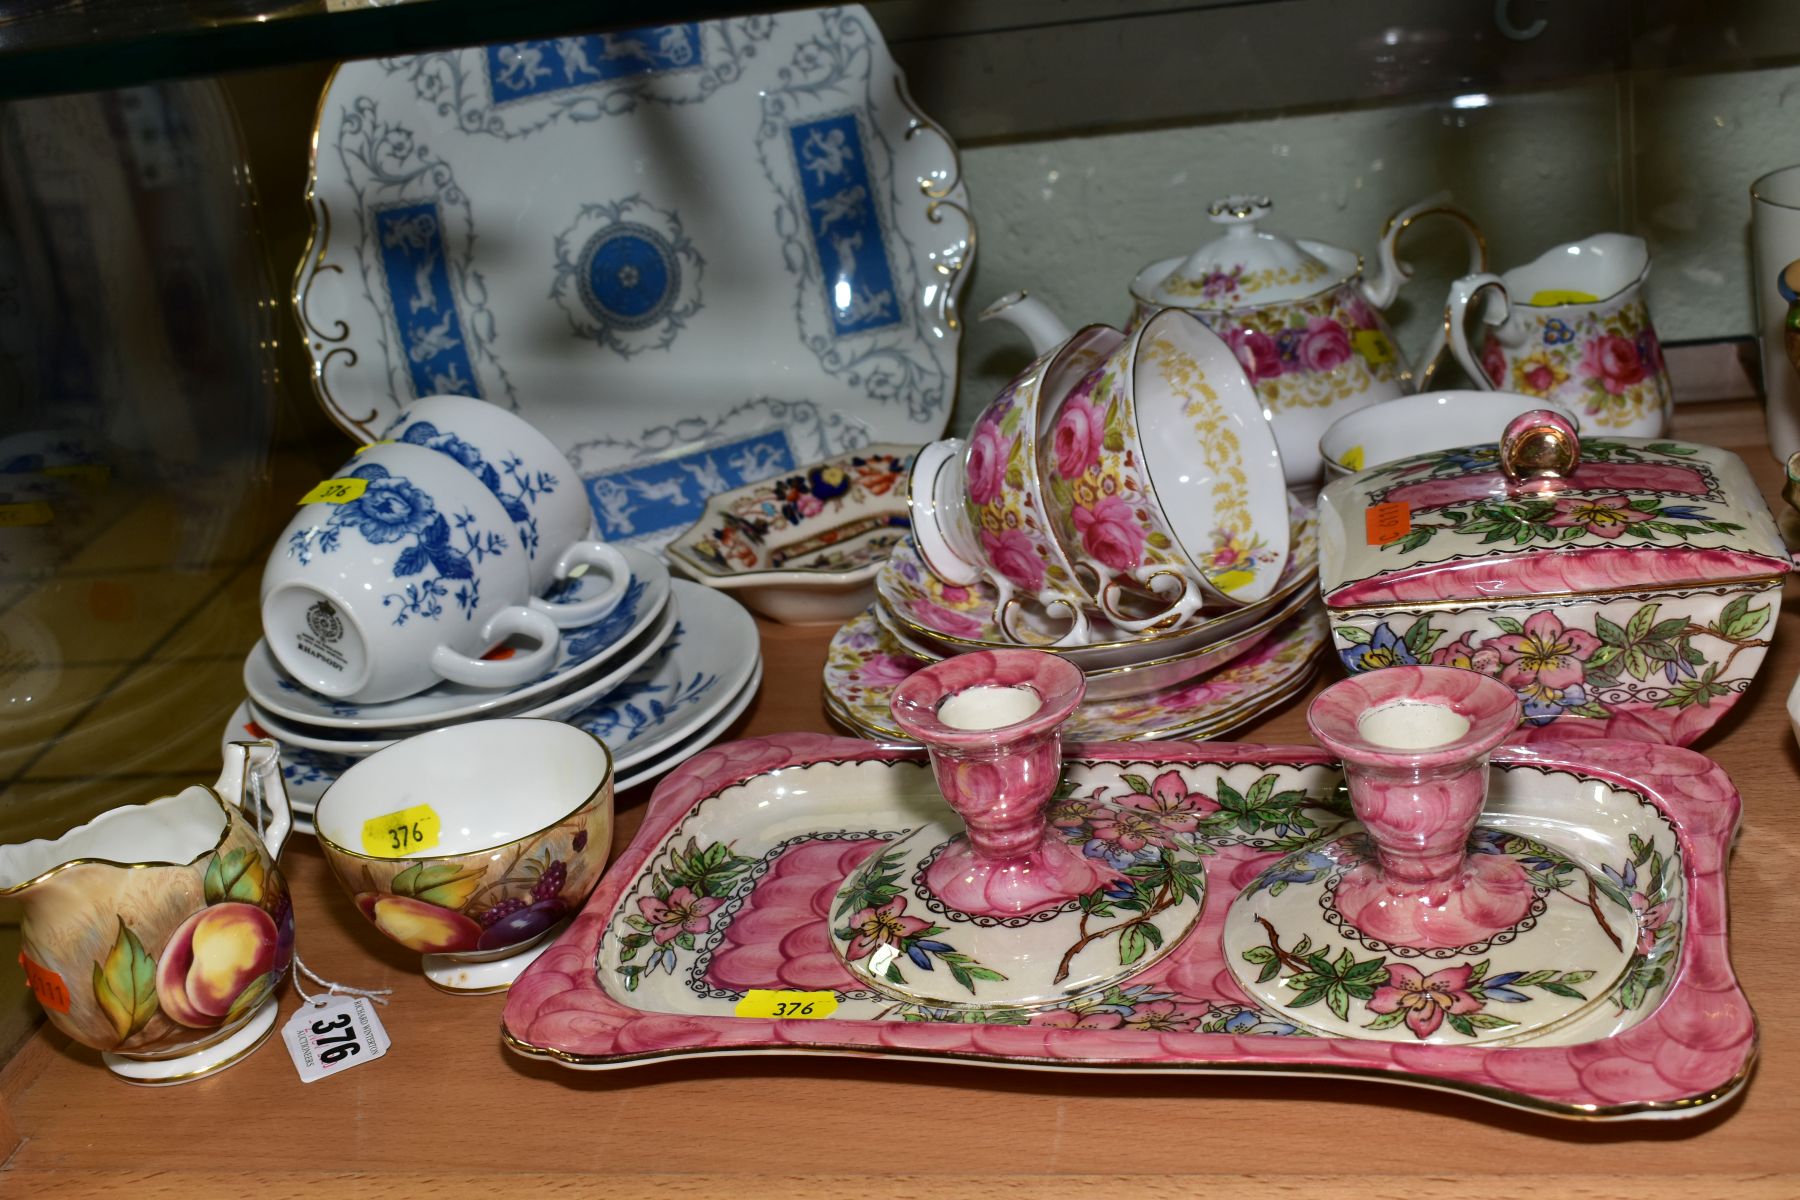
top-left (228, 397), bottom-right (762, 833)
top-left (825, 310), bottom-right (1328, 743)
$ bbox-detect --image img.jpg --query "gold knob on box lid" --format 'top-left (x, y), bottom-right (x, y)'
top-left (1500, 408), bottom-right (1581, 482)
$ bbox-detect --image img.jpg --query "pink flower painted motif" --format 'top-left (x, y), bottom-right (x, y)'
top-left (1053, 384), bottom-right (1105, 480)
top-left (939, 585), bottom-right (970, 604)
top-left (843, 897), bottom-right (930, 962)
top-left (1071, 494), bottom-right (1146, 572)
top-left (1638, 326), bottom-right (1666, 378)
top-left (636, 886), bottom-right (724, 946)
top-left (966, 418), bottom-right (1010, 507)
top-left (1632, 893), bottom-right (1674, 956)
top-left (1480, 337), bottom-right (1508, 388)
top-left (1366, 963), bottom-right (1484, 1039)
top-left (1488, 611), bottom-right (1601, 692)
top-left (1580, 334), bottom-right (1648, 395)
top-left (912, 599), bottom-right (985, 639)
top-left (1546, 494), bottom-right (1654, 540)
top-left (1048, 791), bottom-right (1106, 830)
top-left (1298, 316), bottom-right (1353, 373)
top-left (1428, 633), bottom-right (1501, 675)
top-left (980, 527), bottom-right (1046, 592)
top-left (1088, 808), bottom-right (1178, 854)
top-left (1028, 1007), bottom-right (1125, 1030)
top-left (1225, 327), bottom-right (1283, 382)
top-left (795, 493), bottom-right (824, 518)
top-left (1117, 771), bottom-right (1219, 835)
top-left (1119, 1000), bottom-right (1206, 1033)
top-left (860, 652), bottom-right (925, 687)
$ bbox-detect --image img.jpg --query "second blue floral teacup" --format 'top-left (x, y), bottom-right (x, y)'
top-left (261, 442), bottom-right (561, 703)
top-left (380, 396), bottom-right (632, 628)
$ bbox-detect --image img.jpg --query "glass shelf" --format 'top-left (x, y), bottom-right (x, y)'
top-left (0, 0), bottom-right (810, 100)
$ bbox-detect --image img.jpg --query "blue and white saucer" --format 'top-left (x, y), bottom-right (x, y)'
top-left (244, 545), bottom-right (670, 731)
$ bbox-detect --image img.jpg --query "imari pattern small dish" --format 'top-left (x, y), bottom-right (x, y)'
top-left (666, 444), bottom-right (914, 624)
top-left (297, 8), bottom-right (970, 549)
top-left (503, 733), bottom-right (1751, 1120)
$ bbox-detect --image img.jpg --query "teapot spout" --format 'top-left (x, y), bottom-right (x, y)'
top-left (979, 290), bottom-right (1073, 355)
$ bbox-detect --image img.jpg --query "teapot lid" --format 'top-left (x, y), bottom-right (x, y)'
top-left (1132, 195), bottom-right (1357, 311)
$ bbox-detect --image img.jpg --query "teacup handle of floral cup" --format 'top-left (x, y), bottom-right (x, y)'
top-left (997, 592), bottom-right (1092, 648)
top-left (908, 438), bottom-right (985, 586)
top-left (1099, 567), bottom-right (1210, 634)
top-left (529, 541), bottom-right (633, 628)
top-left (429, 606), bottom-right (560, 689)
top-left (1367, 194), bottom-right (1489, 390)
top-left (1445, 273), bottom-right (1514, 391)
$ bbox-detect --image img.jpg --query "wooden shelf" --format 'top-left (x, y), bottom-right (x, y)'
top-left (3, 399), bottom-right (1797, 1197)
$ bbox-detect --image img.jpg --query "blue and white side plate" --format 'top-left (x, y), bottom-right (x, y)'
top-left (613, 657), bottom-right (761, 791)
top-left (298, 6), bottom-right (972, 550)
top-left (567, 580), bottom-right (760, 768)
top-left (244, 545), bottom-right (671, 731)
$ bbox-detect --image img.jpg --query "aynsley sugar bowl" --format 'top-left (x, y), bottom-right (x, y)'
top-left (1321, 410), bottom-right (1789, 746)
top-left (0, 742), bottom-right (294, 1084)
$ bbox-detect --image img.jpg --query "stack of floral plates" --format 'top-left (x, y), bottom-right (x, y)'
top-left (222, 550), bottom-right (761, 835)
top-left (824, 498), bottom-right (1326, 742)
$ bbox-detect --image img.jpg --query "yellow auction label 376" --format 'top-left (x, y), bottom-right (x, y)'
top-left (299, 478), bottom-right (369, 506)
top-left (361, 804), bottom-right (442, 857)
top-left (733, 990), bottom-right (838, 1019)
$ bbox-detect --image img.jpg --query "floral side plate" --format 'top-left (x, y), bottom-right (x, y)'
top-left (826, 603), bottom-right (1326, 742)
top-left (244, 547), bottom-right (671, 731)
top-left (298, 8), bottom-right (970, 550)
top-left (502, 733), bottom-right (1751, 1120)
top-left (666, 443), bottom-right (914, 624)
top-left (876, 494), bottom-right (1316, 668)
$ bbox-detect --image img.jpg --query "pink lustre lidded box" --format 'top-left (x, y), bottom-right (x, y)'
top-left (1318, 410), bottom-right (1790, 746)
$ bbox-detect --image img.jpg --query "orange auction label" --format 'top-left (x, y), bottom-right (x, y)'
top-left (19, 951), bottom-right (69, 1013)
top-left (1365, 501), bottom-right (1411, 546)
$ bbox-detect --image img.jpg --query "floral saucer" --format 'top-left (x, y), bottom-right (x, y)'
top-left (666, 444), bottom-right (914, 625)
top-left (245, 546), bottom-right (670, 731)
top-left (877, 495), bottom-right (1316, 668)
top-left (824, 603), bottom-right (1326, 742)
top-left (298, 9), bottom-right (970, 550)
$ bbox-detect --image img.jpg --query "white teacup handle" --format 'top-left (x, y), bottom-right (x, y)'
top-left (429, 606), bottom-right (560, 689)
top-left (530, 541), bottom-right (633, 628)
top-left (1099, 567), bottom-right (1210, 634)
top-left (1445, 273), bottom-right (1514, 392)
top-left (996, 590), bottom-right (1092, 648)
top-left (236, 739), bottom-right (293, 862)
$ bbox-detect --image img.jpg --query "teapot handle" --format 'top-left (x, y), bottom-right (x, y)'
top-left (1365, 194), bottom-right (1488, 390)
top-left (1444, 273), bottom-right (1514, 392)
top-left (229, 739), bottom-right (293, 861)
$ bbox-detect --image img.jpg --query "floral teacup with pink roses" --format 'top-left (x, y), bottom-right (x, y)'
top-left (910, 324), bottom-right (1125, 646)
top-left (1038, 309), bottom-right (1290, 628)
top-left (1446, 233), bottom-right (1672, 438)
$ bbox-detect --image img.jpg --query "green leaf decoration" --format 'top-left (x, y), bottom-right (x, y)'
top-left (390, 862), bottom-right (485, 910)
top-left (1362, 1008), bottom-right (1409, 1031)
top-left (1120, 773), bottom-right (1152, 795)
top-left (1335, 625), bottom-right (1371, 645)
top-left (224, 970), bottom-right (278, 1024)
top-left (91, 918), bottom-right (157, 1043)
top-left (203, 847), bottom-right (266, 906)
top-left (1717, 595), bottom-right (1771, 641)
top-left (1625, 603), bottom-right (1660, 643)
top-left (1118, 924), bottom-right (1147, 966)
top-left (1102, 429), bottom-right (1125, 453)
top-left (1401, 617), bottom-right (1440, 658)
top-left (1145, 530), bottom-right (1172, 550)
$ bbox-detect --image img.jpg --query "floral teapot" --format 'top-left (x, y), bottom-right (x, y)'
top-left (0, 741), bottom-right (295, 1083)
top-left (990, 193), bottom-right (1486, 486)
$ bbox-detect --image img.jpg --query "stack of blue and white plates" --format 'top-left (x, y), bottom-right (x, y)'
top-left (221, 550), bottom-right (761, 836)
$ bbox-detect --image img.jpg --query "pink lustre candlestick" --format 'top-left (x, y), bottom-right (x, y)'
top-left (1224, 665), bottom-right (1638, 1044)
top-left (831, 650), bottom-right (1208, 1010)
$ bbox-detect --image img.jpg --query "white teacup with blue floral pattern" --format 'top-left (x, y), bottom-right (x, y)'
top-left (261, 443), bottom-right (561, 703)
top-left (379, 396), bottom-right (632, 629)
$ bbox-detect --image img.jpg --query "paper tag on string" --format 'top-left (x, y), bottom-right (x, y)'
top-left (283, 994), bottom-right (389, 1083)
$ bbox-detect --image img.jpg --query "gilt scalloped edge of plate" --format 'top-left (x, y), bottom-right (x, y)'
top-left (502, 733), bottom-right (1752, 1120)
top-left (292, 7), bottom-right (973, 554)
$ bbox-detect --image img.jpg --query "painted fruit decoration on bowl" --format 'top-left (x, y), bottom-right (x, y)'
top-left (343, 825), bottom-right (595, 956)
